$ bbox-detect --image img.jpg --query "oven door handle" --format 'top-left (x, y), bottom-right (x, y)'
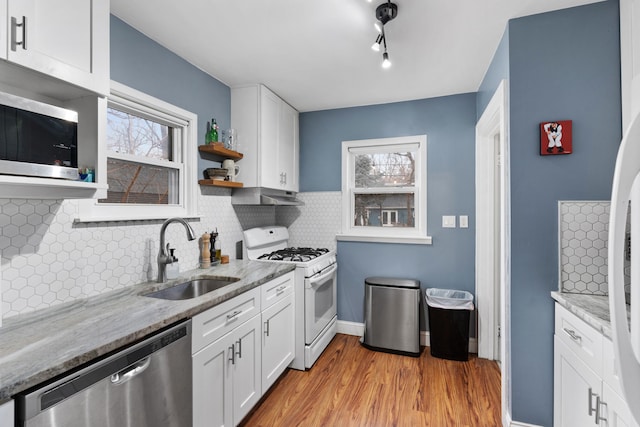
top-left (308, 263), bottom-right (337, 287)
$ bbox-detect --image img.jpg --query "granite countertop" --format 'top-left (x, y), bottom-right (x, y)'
top-left (0, 260), bottom-right (295, 401)
top-left (551, 291), bottom-right (632, 339)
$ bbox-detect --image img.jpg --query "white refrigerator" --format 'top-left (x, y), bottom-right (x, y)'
top-left (609, 112), bottom-right (640, 425)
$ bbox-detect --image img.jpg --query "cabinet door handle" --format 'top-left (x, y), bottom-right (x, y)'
top-left (236, 338), bottom-right (242, 359)
top-left (264, 320), bottom-right (270, 337)
top-left (588, 387), bottom-right (599, 418)
top-left (276, 285), bottom-right (287, 294)
top-left (11, 16), bottom-right (27, 51)
top-left (228, 343), bottom-right (236, 365)
top-left (596, 398), bottom-right (607, 425)
top-left (227, 310), bottom-right (242, 321)
top-left (563, 327), bottom-right (582, 342)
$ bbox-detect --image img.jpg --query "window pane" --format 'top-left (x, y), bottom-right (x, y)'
top-left (98, 158), bottom-right (179, 205)
top-left (354, 193), bottom-right (415, 227)
top-left (355, 152), bottom-right (415, 188)
top-left (107, 107), bottom-right (173, 160)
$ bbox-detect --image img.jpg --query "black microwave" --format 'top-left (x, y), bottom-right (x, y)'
top-left (0, 91), bottom-right (78, 180)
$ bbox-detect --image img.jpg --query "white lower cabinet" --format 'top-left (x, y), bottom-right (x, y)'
top-left (554, 303), bottom-right (638, 427)
top-left (554, 336), bottom-right (603, 426)
top-left (262, 292), bottom-right (294, 393)
top-left (193, 314), bottom-right (261, 427)
top-left (193, 271), bottom-right (295, 427)
top-left (0, 399), bottom-right (14, 426)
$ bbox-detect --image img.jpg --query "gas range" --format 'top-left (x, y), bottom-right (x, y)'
top-left (257, 247), bottom-right (336, 277)
top-left (243, 226), bottom-right (338, 370)
top-left (244, 227), bottom-right (336, 276)
top-left (258, 247), bottom-right (329, 262)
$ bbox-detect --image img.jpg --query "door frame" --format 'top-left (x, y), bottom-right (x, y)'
top-left (475, 79), bottom-right (511, 425)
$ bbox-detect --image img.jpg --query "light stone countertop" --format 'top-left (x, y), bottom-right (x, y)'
top-left (550, 291), bottom-right (632, 339)
top-left (0, 260), bottom-right (295, 401)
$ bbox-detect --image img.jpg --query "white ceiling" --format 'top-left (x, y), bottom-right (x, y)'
top-left (110, 0), bottom-right (604, 112)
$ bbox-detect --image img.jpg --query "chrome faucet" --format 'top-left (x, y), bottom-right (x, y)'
top-left (157, 217), bottom-right (196, 283)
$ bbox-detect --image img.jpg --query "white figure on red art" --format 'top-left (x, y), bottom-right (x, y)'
top-left (544, 122), bottom-right (563, 153)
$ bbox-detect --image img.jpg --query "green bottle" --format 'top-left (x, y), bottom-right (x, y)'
top-left (205, 121), bottom-right (212, 144)
top-left (211, 118), bottom-right (218, 143)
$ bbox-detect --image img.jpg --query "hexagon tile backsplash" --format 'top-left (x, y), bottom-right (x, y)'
top-left (557, 200), bottom-right (630, 296)
top-left (0, 189), bottom-right (277, 319)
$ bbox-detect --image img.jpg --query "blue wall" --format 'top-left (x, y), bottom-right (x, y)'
top-left (477, 28), bottom-right (509, 120)
top-left (506, 2), bottom-right (620, 425)
top-left (300, 94), bottom-right (478, 330)
top-left (110, 16), bottom-right (230, 173)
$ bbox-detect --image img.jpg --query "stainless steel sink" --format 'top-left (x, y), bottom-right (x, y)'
top-left (145, 277), bottom-right (240, 300)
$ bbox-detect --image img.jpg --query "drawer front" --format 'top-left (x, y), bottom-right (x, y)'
top-left (261, 272), bottom-right (294, 310)
top-left (192, 287), bottom-right (261, 354)
top-left (555, 304), bottom-right (603, 376)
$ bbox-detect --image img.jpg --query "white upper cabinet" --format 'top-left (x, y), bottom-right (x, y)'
top-left (1, 0), bottom-right (109, 97)
top-left (232, 84), bottom-right (299, 192)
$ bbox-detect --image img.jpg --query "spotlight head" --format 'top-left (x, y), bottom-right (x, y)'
top-left (371, 34), bottom-right (383, 51)
top-left (382, 52), bottom-right (391, 68)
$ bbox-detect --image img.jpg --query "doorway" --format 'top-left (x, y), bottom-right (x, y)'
top-left (475, 80), bottom-right (510, 425)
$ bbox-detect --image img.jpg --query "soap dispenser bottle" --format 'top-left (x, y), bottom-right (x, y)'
top-left (166, 248), bottom-right (180, 279)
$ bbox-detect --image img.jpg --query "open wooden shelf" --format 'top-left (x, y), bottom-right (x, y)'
top-left (198, 143), bottom-right (243, 161)
top-left (198, 179), bottom-right (243, 188)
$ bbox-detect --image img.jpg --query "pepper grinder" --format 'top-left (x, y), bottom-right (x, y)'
top-left (201, 232), bottom-right (211, 268)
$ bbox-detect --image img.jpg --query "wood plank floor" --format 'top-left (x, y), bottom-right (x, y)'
top-left (240, 334), bottom-right (502, 427)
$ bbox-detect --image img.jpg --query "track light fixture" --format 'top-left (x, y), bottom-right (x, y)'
top-left (371, 33), bottom-right (383, 52)
top-left (372, 1), bottom-right (398, 69)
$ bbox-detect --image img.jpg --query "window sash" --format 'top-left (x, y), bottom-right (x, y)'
top-left (76, 81), bottom-right (199, 223)
top-left (341, 135), bottom-right (428, 242)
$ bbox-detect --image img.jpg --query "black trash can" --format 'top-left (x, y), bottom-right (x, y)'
top-left (425, 288), bottom-right (474, 361)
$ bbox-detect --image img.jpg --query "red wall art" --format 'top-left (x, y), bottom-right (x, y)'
top-left (540, 120), bottom-right (572, 155)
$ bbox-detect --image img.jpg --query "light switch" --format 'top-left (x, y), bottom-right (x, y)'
top-left (459, 215), bottom-right (469, 228)
top-left (442, 215), bottom-right (456, 228)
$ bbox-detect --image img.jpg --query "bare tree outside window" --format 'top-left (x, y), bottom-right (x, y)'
top-left (106, 108), bottom-right (172, 159)
top-left (353, 151), bottom-right (415, 227)
top-left (100, 108), bottom-right (178, 205)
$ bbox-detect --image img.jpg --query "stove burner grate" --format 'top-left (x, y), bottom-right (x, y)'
top-left (259, 247), bottom-right (329, 262)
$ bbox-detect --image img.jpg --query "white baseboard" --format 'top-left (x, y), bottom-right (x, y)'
top-left (336, 320), bottom-right (478, 354)
top-left (336, 320), bottom-right (364, 336)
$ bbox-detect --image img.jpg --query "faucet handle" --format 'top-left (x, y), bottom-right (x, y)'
top-left (170, 248), bottom-right (178, 262)
top-left (165, 243), bottom-right (176, 262)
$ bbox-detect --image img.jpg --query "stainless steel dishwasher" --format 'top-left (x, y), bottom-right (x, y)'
top-left (16, 319), bottom-right (192, 427)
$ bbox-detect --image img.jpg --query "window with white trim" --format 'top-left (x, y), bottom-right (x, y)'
top-left (340, 135), bottom-right (430, 244)
top-left (77, 81), bottom-right (198, 222)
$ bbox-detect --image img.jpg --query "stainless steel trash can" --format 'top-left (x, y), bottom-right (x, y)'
top-left (361, 277), bottom-right (421, 357)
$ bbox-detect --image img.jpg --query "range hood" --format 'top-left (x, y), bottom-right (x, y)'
top-left (231, 187), bottom-right (304, 206)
